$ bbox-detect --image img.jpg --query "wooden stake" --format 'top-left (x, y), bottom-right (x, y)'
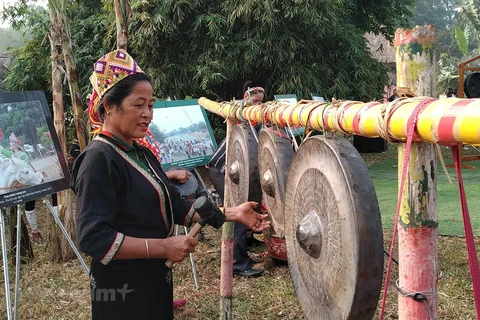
top-left (395, 25), bottom-right (438, 320)
top-left (220, 119), bottom-right (234, 320)
top-left (397, 143), bottom-right (438, 319)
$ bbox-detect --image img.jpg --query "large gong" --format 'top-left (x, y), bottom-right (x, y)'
top-left (285, 135), bottom-right (383, 320)
top-left (226, 124), bottom-right (262, 206)
top-left (258, 128), bottom-right (294, 238)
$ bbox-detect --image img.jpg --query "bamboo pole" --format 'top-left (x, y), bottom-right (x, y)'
top-left (113, 0), bottom-right (130, 51)
top-left (395, 25), bottom-right (438, 320)
top-left (48, 6), bottom-right (73, 261)
top-left (198, 96), bottom-right (480, 146)
top-left (220, 119), bottom-right (235, 320)
top-left (61, 28), bottom-right (89, 150)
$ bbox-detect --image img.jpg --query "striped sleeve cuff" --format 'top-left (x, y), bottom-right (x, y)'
top-left (100, 232), bottom-right (125, 265)
top-left (183, 203), bottom-right (196, 228)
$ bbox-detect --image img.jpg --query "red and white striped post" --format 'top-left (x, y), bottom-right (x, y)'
top-left (395, 25), bottom-right (438, 319)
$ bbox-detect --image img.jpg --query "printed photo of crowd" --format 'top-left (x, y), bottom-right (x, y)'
top-left (149, 103), bottom-right (217, 167)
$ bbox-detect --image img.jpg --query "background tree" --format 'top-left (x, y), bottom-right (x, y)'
top-left (2, 0), bottom-right (108, 141)
top-left (412, 0), bottom-right (468, 95)
top-left (129, 0), bottom-right (414, 102)
top-left (3, 0), bottom-right (416, 141)
top-left (0, 28), bottom-right (25, 52)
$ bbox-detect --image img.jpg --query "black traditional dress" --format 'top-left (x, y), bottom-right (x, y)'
top-left (71, 131), bottom-right (195, 320)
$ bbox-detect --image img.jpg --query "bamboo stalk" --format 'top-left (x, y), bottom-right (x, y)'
top-left (61, 27), bottom-right (88, 150)
top-left (48, 6), bottom-right (69, 262)
top-left (220, 118), bottom-right (235, 320)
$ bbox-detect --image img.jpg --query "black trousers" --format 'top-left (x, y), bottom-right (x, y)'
top-left (209, 167), bottom-right (251, 272)
top-left (25, 193), bottom-right (58, 211)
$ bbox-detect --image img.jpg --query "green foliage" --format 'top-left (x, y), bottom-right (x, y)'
top-left (3, 0), bottom-right (416, 141)
top-left (413, 0), bottom-right (461, 31)
top-left (129, 0), bottom-right (414, 106)
top-left (0, 101), bottom-right (53, 148)
top-left (0, 28), bottom-right (25, 52)
top-left (2, 2), bottom-right (51, 94)
top-left (206, 112), bottom-right (226, 142)
top-left (459, 0), bottom-right (480, 44)
top-left (2, 0), bottom-right (109, 141)
top-left (412, 0), bottom-right (468, 95)
top-left (455, 26), bottom-right (469, 54)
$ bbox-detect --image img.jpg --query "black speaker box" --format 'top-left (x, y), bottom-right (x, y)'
top-left (353, 136), bottom-right (388, 153)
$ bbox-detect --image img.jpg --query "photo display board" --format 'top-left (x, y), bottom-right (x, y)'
top-left (151, 99), bottom-right (218, 169)
top-left (0, 91), bottom-right (70, 208)
top-left (274, 94), bottom-right (298, 105)
top-left (311, 93), bottom-right (325, 102)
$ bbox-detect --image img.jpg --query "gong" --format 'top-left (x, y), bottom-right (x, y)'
top-left (464, 72), bottom-right (480, 98)
top-left (164, 165), bottom-right (198, 197)
top-left (226, 124), bottom-right (262, 206)
top-left (258, 128), bottom-right (294, 238)
top-left (285, 135), bottom-right (383, 320)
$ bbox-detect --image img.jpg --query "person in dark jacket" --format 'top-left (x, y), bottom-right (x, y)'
top-left (70, 139), bottom-right (81, 159)
top-left (208, 80), bottom-right (266, 278)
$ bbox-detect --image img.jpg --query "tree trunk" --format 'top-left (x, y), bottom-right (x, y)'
top-left (48, 7), bottom-right (75, 262)
top-left (61, 23), bottom-right (88, 151)
top-left (114, 0), bottom-right (130, 51)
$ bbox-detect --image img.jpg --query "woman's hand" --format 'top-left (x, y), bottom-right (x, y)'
top-left (164, 235), bottom-right (198, 263)
top-left (166, 170), bottom-right (191, 183)
top-left (232, 202), bottom-right (271, 233)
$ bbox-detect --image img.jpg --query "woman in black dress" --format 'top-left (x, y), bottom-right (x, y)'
top-left (71, 49), bottom-right (270, 320)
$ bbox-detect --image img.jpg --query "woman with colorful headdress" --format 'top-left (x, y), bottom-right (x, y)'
top-left (71, 49), bottom-right (270, 320)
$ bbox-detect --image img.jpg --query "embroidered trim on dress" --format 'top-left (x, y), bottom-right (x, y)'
top-left (100, 232), bottom-right (124, 265)
top-left (95, 136), bottom-right (172, 232)
top-left (145, 158), bottom-right (175, 236)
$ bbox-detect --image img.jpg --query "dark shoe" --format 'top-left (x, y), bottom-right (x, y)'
top-left (246, 237), bottom-right (264, 250)
top-left (249, 257), bottom-right (263, 264)
top-left (233, 268), bottom-right (264, 278)
top-left (173, 299), bottom-right (187, 309)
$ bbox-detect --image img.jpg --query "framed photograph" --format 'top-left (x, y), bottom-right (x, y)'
top-left (0, 91), bottom-right (70, 208)
top-left (274, 94), bottom-right (298, 105)
top-left (311, 93), bottom-right (325, 102)
top-left (150, 99), bottom-right (218, 169)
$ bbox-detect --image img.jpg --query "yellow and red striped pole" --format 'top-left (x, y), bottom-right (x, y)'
top-left (198, 97), bottom-right (480, 146)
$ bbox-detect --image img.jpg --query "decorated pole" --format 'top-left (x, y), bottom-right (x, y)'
top-left (197, 97), bottom-right (480, 146)
top-left (395, 25), bottom-right (436, 97)
top-left (394, 25), bottom-right (438, 320)
top-left (220, 118), bottom-right (235, 320)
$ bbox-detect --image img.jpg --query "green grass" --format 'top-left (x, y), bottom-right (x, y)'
top-left (366, 147), bottom-right (480, 236)
top-left (0, 151), bottom-right (479, 319)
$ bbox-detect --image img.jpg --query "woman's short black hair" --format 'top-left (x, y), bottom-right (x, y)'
top-left (97, 73), bottom-right (152, 118)
top-left (243, 80), bottom-right (263, 93)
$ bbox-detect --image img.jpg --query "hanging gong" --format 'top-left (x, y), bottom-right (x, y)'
top-left (285, 135), bottom-right (383, 320)
top-left (258, 128), bottom-right (294, 238)
top-left (464, 72), bottom-right (480, 98)
top-left (226, 124), bottom-right (262, 206)
top-left (164, 165), bottom-right (198, 197)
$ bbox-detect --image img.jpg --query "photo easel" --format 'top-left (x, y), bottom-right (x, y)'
top-left (0, 91), bottom-right (87, 320)
top-left (0, 197), bottom-right (89, 320)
